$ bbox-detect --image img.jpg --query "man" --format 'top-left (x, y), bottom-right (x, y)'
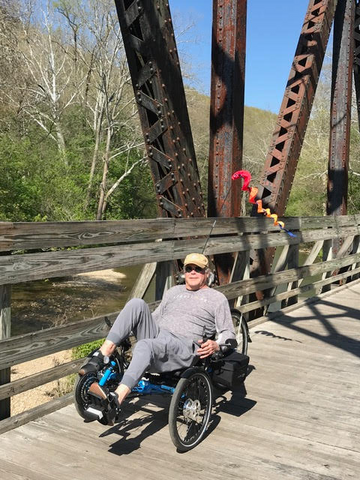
top-left (80, 253), bottom-right (235, 423)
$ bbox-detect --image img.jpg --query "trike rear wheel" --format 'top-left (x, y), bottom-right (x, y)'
top-left (168, 371), bottom-right (213, 452)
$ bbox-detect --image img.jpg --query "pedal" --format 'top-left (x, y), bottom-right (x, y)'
top-left (85, 406), bottom-right (104, 420)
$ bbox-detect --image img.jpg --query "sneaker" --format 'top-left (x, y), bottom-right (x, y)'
top-left (88, 382), bottom-right (121, 426)
top-left (78, 350), bottom-right (109, 376)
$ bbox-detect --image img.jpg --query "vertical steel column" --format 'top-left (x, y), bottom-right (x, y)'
top-left (114, 0), bottom-right (205, 218)
top-left (327, 0), bottom-right (354, 256)
top-left (254, 0), bottom-right (337, 217)
top-left (208, 0), bottom-right (246, 284)
top-left (251, 0), bottom-right (337, 280)
top-left (353, 1), bottom-right (360, 131)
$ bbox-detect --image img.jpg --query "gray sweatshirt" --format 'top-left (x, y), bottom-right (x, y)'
top-left (152, 285), bottom-right (235, 345)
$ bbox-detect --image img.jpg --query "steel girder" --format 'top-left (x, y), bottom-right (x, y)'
top-left (327, 0), bottom-right (354, 219)
top-left (208, 0), bottom-right (247, 285)
top-left (208, 0), bottom-right (246, 218)
top-left (113, 0), bottom-right (205, 218)
top-left (254, 0), bottom-right (337, 216)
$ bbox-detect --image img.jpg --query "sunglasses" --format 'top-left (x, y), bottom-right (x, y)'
top-left (185, 265), bottom-right (205, 273)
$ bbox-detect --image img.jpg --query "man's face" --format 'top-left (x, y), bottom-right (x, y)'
top-left (184, 264), bottom-right (208, 291)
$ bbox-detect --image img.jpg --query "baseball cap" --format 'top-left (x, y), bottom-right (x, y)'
top-left (183, 253), bottom-right (208, 269)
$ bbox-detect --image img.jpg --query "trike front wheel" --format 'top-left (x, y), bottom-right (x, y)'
top-left (168, 370), bottom-right (213, 452)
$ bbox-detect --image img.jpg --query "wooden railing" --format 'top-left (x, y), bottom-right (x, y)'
top-left (1, 215), bottom-right (360, 433)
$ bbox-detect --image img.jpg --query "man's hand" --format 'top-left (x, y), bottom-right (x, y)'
top-left (197, 339), bottom-right (220, 359)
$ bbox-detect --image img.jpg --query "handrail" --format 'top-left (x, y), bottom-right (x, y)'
top-left (0, 214), bottom-right (359, 431)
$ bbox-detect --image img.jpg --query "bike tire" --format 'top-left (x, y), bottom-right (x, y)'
top-left (74, 372), bottom-right (98, 422)
top-left (231, 309), bottom-right (249, 355)
top-left (168, 371), bottom-right (213, 452)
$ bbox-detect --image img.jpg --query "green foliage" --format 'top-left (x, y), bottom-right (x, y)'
top-left (72, 339), bottom-right (104, 360)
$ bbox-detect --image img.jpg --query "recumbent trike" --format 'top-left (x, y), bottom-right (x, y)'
top-left (74, 309), bottom-right (250, 452)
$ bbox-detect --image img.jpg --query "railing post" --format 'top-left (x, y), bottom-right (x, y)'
top-left (351, 235), bottom-right (360, 281)
top-left (285, 244), bottom-right (299, 307)
top-left (0, 285), bottom-right (11, 420)
top-left (321, 239), bottom-right (333, 293)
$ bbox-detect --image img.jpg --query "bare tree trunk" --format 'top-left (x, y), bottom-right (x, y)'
top-left (96, 126), bottom-right (112, 220)
top-left (85, 101), bottom-right (105, 209)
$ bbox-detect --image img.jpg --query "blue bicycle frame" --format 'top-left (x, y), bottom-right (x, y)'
top-left (98, 361), bottom-right (176, 395)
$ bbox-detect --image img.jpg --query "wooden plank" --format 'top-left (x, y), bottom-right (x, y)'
top-left (238, 264), bottom-right (360, 314)
top-left (127, 262), bottom-right (157, 300)
top-left (0, 299), bottom-right (160, 370)
top-left (1, 225), bottom-right (359, 286)
top-left (218, 251), bottom-right (360, 300)
top-left (1, 215), bottom-right (360, 252)
top-left (0, 358), bottom-right (84, 401)
top-left (0, 393), bottom-right (73, 435)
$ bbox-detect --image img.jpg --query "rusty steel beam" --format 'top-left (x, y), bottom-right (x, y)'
top-left (208, 0), bottom-right (246, 285)
top-left (353, 1), bottom-right (360, 131)
top-left (327, 0), bottom-right (354, 218)
top-left (114, 0), bottom-right (205, 218)
top-left (254, 0), bottom-right (337, 217)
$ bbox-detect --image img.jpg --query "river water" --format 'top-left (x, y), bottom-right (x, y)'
top-left (11, 265), bottom-right (145, 337)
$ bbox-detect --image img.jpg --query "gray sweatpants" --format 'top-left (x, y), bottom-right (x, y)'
top-left (107, 299), bottom-right (196, 390)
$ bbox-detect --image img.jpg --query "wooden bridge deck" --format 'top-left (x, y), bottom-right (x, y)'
top-left (0, 281), bottom-right (359, 480)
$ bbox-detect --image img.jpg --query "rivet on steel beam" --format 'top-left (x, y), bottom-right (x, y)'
top-left (185, 203), bottom-right (188, 207)
top-left (165, 98), bottom-right (168, 102)
top-left (183, 148), bottom-right (186, 152)
top-left (159, 201), bottom-right (163, 206)
top-left (188, 173), bottom-right (191, 178)
top-left (162, 83), bottom-right (165, 87)
top-left (178, 166), bottom-right (181, 170)
top-left (181, 163), bottom-right (185, 168)
top-left (174, 153), bottom-right (178, 157)
top-left (182, 191), bottom-right (186, 195)
top-left (190, 212), bottom-right (194, 217)
top-left (186, 188), bottom-right (189, 192)
top-left (176, 137), bottom-right (180, 141)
